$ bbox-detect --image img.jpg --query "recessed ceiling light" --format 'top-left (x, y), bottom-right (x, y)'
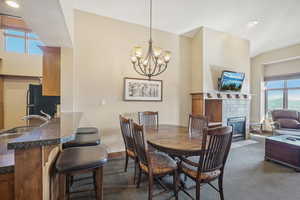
top-left (5, 0), bottom-right (20, 8)
top-left (247, 20), bottom-right (259, 28)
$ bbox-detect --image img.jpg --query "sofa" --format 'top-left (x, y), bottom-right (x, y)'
top-left (271, 109), bottom-right (300, 136)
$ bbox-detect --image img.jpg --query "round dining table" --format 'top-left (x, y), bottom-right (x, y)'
top-left (145, 124), bottom-right (204, 156)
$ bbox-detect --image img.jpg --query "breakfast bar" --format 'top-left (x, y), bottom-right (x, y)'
top-left (0, 112), bottom-right (82, 200)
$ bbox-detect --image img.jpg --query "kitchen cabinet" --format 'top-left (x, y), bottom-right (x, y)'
top-left (0, 173), bottom-right (14, 200)
top-left (0, 76), bottom-right (3, 129)
top-left (40, 47), bottom-right (61, 96)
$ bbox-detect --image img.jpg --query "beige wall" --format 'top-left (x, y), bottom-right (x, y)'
top-left (191, 28), bottom-right (204, 91)
top-left (203, 28), bottom-right (250, 93)
top-left (3, 77), bottom-right (40, 129)
top-left (0, 30), bottom-right (42, 77)
top-left (250, 44), bottom-right (300, 122)
top-left (73, 10), bottom-right (192, 153)
top-left (60, 47), bottom-right (74, 112)
top-left (191, 27), bottom-right (250, 93)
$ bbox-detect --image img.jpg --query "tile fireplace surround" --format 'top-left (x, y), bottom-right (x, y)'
top-left (191, 92), bottom-right (251, 139)
top-left (223, 99), bottom-right (250, 136)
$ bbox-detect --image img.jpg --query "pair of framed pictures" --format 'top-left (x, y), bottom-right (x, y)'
top-left (123, 78), bottom-right (163, 101)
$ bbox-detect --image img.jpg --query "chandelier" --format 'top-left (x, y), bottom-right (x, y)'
top-left (130, 0), bottom-right (171, 79)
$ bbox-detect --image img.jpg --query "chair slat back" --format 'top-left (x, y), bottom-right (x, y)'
top-left (138, 111), bottom-right (159, 128)
top-left (131, 121), bottom-right (149, 167)
top-left (197, 126), bottom-right (233, 178)
top-left (119, 115), bottom-right (135, 152)
top-left (188, 115), bottom-right (208, 136)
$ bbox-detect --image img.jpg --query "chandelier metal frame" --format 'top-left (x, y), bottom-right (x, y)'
top-left (130, 0), bottom-right (171, 79)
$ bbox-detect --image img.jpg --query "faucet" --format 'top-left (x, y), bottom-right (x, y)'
top-left (40, 110), bottom-right (52, 120)
top-left (22, 110), bottom-right (51, 127)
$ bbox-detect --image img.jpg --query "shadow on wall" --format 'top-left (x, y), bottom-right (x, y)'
top-left (178, 37), bottom-right (192, 125)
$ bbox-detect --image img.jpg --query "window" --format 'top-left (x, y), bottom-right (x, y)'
top-left (4, 29), bottom-right (43, 55)
top-left (265, 78), bottom-right (300, 114)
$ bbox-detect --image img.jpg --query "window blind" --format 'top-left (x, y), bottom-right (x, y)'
top-left (264, 58), bottom-right (300, 81)
top-left (0, 15), bottom-right (31, 32)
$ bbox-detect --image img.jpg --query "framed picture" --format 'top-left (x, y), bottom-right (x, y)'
top-left (123, 78), bottom-right (163, 101)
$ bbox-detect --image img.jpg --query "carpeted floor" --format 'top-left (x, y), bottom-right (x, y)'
top-left (70, 141), bottom-right (300, 200)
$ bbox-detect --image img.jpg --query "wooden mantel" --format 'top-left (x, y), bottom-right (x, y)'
top-left (190, 91), bottom-right (252, 100)
top-left (191, 91), bottom-right (251, 122)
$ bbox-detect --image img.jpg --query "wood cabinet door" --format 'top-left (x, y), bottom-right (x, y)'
top-left (0, 173), bottom-right (14, 200)
top-left (40, 47), bottom-right (61, 96)
top-left (0, 77), bottom-right (4, 129)
top-left (191, 93), bottom-right (204, 115)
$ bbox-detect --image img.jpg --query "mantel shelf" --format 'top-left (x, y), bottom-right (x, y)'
top-left (190, 91), bottom-right (252, 100)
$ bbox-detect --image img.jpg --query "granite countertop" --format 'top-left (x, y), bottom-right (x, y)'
top-left (0, 136), bottom-right (15, 174)
top-left (0, 112), bottom-right (82, 174)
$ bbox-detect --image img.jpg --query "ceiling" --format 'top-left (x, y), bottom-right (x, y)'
top-left (1, 0), bottom-right (299, 56)
top-left (74, 0), bottom-right (300, 57)
top-left (0, 0), bottom-right (22, 17)
top-left (0, 0), bottom-right (72, 47)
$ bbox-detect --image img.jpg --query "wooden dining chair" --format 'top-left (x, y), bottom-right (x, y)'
top-left (138, 111), bottom-right (159, 128)
top-left (188, 114), bottom-right (208, 136)
top-left (131, 121), bottom-right (178, 200)
top-left (119, 115), bottom-right (138, 183)
top-left (179, 126), bottom-right (233, 200)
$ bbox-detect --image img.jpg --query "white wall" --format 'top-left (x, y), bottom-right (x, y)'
top-left (250, 44), bottom-right (300, 122)
top-left (73, 10), bottom-right (192, 152)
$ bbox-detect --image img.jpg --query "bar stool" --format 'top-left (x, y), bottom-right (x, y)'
top-left (56, 145), bottom-right (108, 200)
top-left (76, 127), bottom-right (99, 135)
top-left (63, 127), bottom-right (100, 149)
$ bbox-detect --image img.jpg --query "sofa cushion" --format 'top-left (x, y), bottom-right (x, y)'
top-left (272, 110), bottom-right (299, 121)
top-left (277, 118), bottom-right (300, 129)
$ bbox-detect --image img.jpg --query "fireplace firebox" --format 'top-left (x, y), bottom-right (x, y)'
top-left (227, 117), bottom-right (246, 142)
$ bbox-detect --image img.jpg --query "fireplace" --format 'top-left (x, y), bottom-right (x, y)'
top-left (227, 117), bottom-right (246, 142)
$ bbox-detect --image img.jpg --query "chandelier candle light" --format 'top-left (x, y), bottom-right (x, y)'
top-left (130, 0), bottom-right (171, 79)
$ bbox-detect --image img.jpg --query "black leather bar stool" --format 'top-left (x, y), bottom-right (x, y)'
top-left (56, 145), bottom-right (108, 200)
top-left (76, 127), bottom-right (99, 135)
top-left (63, 127), bottom-right (101, 149)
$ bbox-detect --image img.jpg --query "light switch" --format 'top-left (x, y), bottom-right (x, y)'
top-left (101, 99), bottom-right (106, 105)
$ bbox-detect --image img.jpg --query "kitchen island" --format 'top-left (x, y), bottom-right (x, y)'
top-left (0, 112), bottom-right (82, 200)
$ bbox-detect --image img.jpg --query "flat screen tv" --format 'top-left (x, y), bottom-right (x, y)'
top-left (218, 71), bottom-right (245, 91)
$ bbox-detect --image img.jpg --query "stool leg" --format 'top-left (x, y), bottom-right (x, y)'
top-left (95, 166), bottom-right (104, 200)
top-left (93, 171), bottom-right (97, 190)
top-left (59, 173), bottom-right (66, 200)
top-left (124, 153), bottom-right (129, 172)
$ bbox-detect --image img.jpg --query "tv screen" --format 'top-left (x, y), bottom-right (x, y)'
top-left (219, 71), bottom-right (245, 91)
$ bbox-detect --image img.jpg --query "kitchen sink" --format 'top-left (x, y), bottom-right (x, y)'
top-left (0, 126), bottom-right (36, 137)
